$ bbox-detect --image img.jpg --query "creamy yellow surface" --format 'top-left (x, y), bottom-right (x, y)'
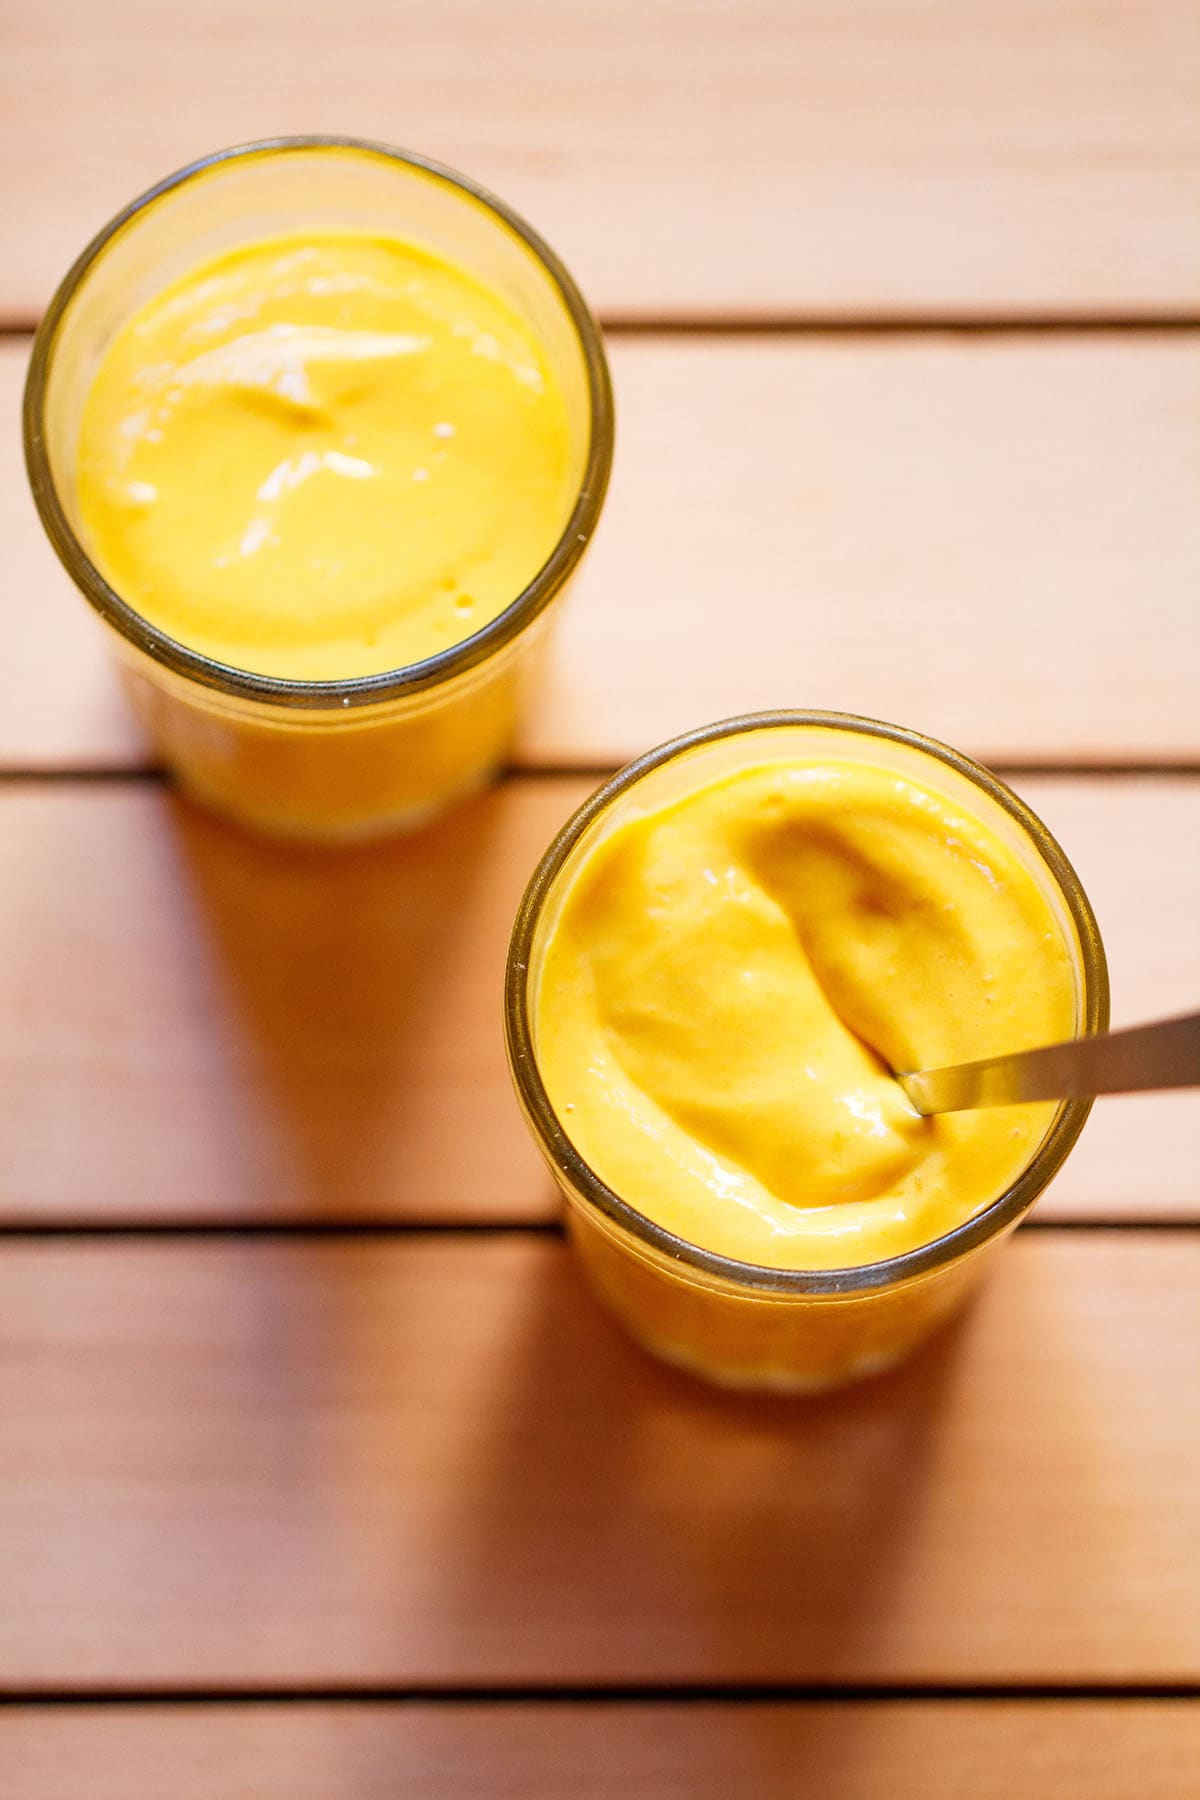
top-left (536, 760), bottom-right (1077, 1271)
top-left (76, 231), bottom-right (575, 679)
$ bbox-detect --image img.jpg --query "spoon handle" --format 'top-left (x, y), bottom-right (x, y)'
top-left (898, 1009), bottom-right (1200, 1116)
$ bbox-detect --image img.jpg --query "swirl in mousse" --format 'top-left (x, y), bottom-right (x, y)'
top-left (510, 719), bottom-right (1104, 1391)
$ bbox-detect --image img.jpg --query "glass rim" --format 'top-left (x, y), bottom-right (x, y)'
top-left (22, 134), bottom-right (615, 713)
top-left (505, 709), bottom-right (1110, 1298)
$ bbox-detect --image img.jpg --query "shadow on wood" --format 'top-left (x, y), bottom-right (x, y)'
top-left (161, 784), bottom-right (546, 1222)
top-left (417, 1240), bottom-right (970, 1686)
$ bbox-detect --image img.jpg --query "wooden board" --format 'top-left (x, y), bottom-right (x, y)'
top-left (4, 0), bottom-right (1197, 1760)
top-left (1, 1234), bottom-right (1197, 1688)
top-left (3, 2), bottom-right (1199, 323)
top-left (3, 1701), bottom-right (1198, 1799)
top-left (0, 775), bottom-right (1196, 1226)
top-left (5, 334), bottom-right (1200, 773)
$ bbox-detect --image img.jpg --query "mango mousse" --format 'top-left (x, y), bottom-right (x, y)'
top-left (534, 758), bottom-right (1078, 1273)
top-left (75, 230), bottom-right (576, 680)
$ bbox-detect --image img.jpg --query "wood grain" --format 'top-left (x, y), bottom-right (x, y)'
top-left (3, 1702), bottom-right (1198, 1799)
top-left (1, 1233), bottom-right (1198, 1687)
top-left (0, 775), bottom-right (1196, 1226)
top-left (5, 335), bottom-right (1200, 773)
top-left (536, 335), bottom-right (1200, 767)
top-left (3, 1), bottom-right (1199, 323)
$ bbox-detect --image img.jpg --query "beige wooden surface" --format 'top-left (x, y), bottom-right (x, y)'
top-left (1, 1234), bottom-right (1197, 1687)
top-left (4, 1702), bottom-right (1199, 1800)
top-left (3, 0), bottom-right (1198, 1781)
top-left (1, 776), bottom-right (1197, 1226)
top-left (6, 336), bottom-right (1200, 772)
top-left (4, 1), bottom-right (1200, 325)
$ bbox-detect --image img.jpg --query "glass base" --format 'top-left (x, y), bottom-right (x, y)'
top-left (566, 1202), bottom-right (984, 1395)
top-left (617, 1310), bottom-right (919, 1393)
top-left (172, 755), bottom-right (500, 845)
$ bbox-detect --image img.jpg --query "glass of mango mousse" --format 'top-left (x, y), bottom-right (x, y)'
top-left (24, 137), bottom-right (613, 840)
top-left (506, 712), bottom-right (1109, 1393)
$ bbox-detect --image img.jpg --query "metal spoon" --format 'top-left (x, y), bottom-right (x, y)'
top-left (897, 1009), bottom-right (1200, 1116)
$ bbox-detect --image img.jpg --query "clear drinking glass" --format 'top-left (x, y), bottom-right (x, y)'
top-left (24, 137), bottom-right (613, 840)
top-left (505, 712), bottom-right (1109, 1392)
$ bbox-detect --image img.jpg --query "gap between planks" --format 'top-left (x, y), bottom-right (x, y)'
top-left (4, 763), bottom-right (1200, 784)
top-left (3, 1683), bottom-right (1200, 1706)
top-left (0, 1222), bottom-right (1195, 1241)
top-left (4, 318), bottom-right (1200, 340)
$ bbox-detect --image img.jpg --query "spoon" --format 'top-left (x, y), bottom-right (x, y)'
top-left (898, 1009), bottom-right (1200, 1116)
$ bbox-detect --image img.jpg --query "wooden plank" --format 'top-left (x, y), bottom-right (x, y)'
top-left (0, 779), bottom-right (561, 1227)
top-left (0, 1234), bottom-right (1197, 1686)
top-left (535, 335), bottom-right (1200, 767)
top-left (3, 2), bottom-right (1199, 323)
top-left (1, 775), bottom-right (1197, 1227)
top-left (4, 334), bottom-right (1200, 772)
top-left (1029, 775), bottom-right (1200, 1226)
top-left (3, 1702), bottom-right (1198, 1799)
